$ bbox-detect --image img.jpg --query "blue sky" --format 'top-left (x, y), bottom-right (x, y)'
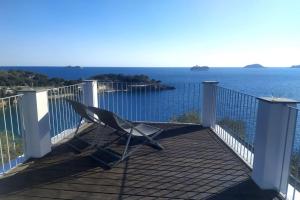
top-left (0, 0), bottom-right (299, 67)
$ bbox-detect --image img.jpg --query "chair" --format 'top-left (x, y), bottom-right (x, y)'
top-left (66, 100), bottom-right (164, 168)
top-left (87, 106), bottom-right (164, 163)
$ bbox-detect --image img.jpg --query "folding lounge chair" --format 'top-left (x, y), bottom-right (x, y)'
top-left (67, 100), bottom-right (164, 168)
top-left (87, 106), bottom-right (164, 164)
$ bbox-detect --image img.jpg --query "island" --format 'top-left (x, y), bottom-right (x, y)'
top-left (65, 65), bottom-right (82, 69)
top-left (291, 65), bottom-right (300, 68)
top-left (244, 64), bottom-right (265, 68)
top-left (0, 70), bottom-right (175, 98)
top-left (91, 74), bottom-right (175, 91)
top-left (191, 65), bottom-right (209, 71)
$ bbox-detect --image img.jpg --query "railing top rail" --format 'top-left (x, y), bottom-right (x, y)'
top-left (47, 83), bottom-right (85, 91)
top-left (97, 81), bottom-right (162, 84)
top-left (217, 85), bottom-right (258, 99)
top-left (0, 94), bottom-right (24, 100)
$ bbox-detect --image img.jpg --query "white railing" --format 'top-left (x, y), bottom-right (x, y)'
top-left (48, 83), bottom-right (85, 144)
top-left (0, 94), bottom-right (25, 174)
top-left (285, 106), bottom-right (300, 200)
top-left (97, 82), bottom-right (202, 124)
top-left (213, 86), bottom-right (258, 167)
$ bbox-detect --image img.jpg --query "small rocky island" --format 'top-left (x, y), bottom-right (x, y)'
top-left (291, 65), bottom-right (300, 68)
top-left (244, 64), bottom-right (265, 68)
top-left (191, 65), bottom-right (209, 71)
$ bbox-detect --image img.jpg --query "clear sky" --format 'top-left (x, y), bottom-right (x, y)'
top-left (0, 0), bottom-right (299, 67)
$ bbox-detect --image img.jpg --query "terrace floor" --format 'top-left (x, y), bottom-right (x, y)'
top-left (0, 123), bottom-right (280, 200)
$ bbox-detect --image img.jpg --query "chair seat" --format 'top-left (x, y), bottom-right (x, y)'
top-left (124, 124), bottom-right (162, 137)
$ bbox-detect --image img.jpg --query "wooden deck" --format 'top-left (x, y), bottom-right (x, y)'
top-left (0, 123), bottom-right (280, 200)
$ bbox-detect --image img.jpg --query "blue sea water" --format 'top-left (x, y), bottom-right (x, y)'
top-left (2, 66), bottom-right (300, 100)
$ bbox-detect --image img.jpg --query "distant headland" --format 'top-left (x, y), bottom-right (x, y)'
top-left (190, 65), bottom-right (209, 71)
top-left (0, 70), bottom-right (175, 97)
top-left (291, 65), bottom-right (300, 68)
top-left (244, 64), bottom-right (265, 68)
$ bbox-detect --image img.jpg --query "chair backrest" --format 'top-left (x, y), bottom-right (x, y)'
top-left (66, 99), bottom-right (95, 122)
top-left (88, 107), bottom-right (130, 131)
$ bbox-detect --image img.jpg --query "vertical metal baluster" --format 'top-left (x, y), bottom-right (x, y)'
top-left (61, 87), bottom-right (66, 135)
top-left (14, 96), bottom-right (22, 163)
top-left (229, 89), bottom-right (234, 148)
top-left (135, 83), bottom-right (138, 121)
top-left (234, 91), bottom-right (239, 152)
top-left (249, 98), bottom-right (255, 165)
top-left (140, 84), bottom-right (142, 121)
top-left (125, 82), bottom-right (128, 119)
top-left (233, 91), bottom-right (238, 152)
top-left (112, 82), bottom-right (114, 113)
top-left (58, 88), bottom-right (63, 139)
top-left (144, 83), bottom-right (147, 121)
top-left (149, 84), bottom-right (152, 121)
top-left (70, 85), bottom-right (75, 128)
top-left (238, 93), bottom-right (243, 156)
top-left (130, 82), bottom-right (133, 121)
top-left (0, 107), bottom-right (4, 172)
top-left (182, 83), bottom-right (185, 117)
top-left (225, 89), bottom-right (233, 148)
top-left (66, 86), bottom-right (71, 130)
top-left (241, 94), bottom-right (246, 160)
top-left (107, 83), bottom-right (110, 111)
top-left (219, 87), bottom-right (224, 138)
top-left (8, 99), bottom-right (17, 166)
top-left (116, 82), bottom-right (119, 115)
top-left (158, 83), bottom-right (161, 122)
top-left (225, 88), bottom-right (229, 141)
top-left (2, 99), bottom-right (12, 169)
top-left (245, 95), bottom-right (250, 163)
top-left (53, 89), bottom-right (59, 138)
top-left (199, 83), bottom-right (202, 123)
top-left (235, 92), bottom-right (240, 155)
top-left (121, 82), bottom-right (124, 117)
top-left (64, 86), bottom-right (70, 133)
top-left (47, 90), bottom-right (53, 137)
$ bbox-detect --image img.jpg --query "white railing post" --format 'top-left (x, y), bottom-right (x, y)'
top-left (202, 81), bottom-right (219, 128)
top-left (83, 80), bottom-right (98, 107)
top-left (19, 89), bottom-right (52, 158)
top-left (252, 97), bottom-right (298, 194)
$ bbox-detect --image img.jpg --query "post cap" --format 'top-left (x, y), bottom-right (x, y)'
top-left (258, 97), bottom-right (300, 104)
top-left (202, 81), bottom-right (219, 84)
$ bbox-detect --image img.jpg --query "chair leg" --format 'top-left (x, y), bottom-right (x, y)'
top-left (134, 129), bottom-right (164, 150)
top-left (74, 117), bottom-right (83, 136)
top-left (122, 129), bottom-right (133, 160)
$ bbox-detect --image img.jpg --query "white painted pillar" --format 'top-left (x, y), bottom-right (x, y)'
top-left (252, 97), bottom-right (298, 194)
top-left (83, 80), bottom-right (98, 107)
top-left (19, 90), bottom-right (52, 158)
top-left (202, 81), bottom-right (219, 128)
